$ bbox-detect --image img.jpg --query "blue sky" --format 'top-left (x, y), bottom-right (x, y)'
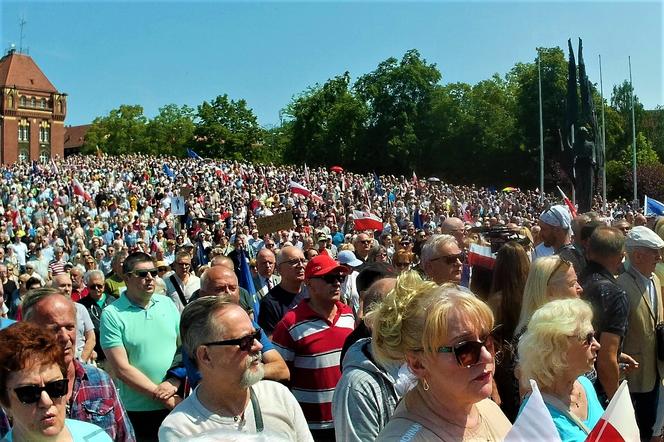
top-left (2, 1), bottom-right (662, 127)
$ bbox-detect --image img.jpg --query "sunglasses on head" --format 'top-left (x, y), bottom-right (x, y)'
top-left (437, 326), bottom-right (501, 368)
top-left (130, 269), bottom-right (158, 278)
top-left (204, 329), bottom-right (262, 352)
top-left (316, 273), bottom-right (345, 284)
top-left (547, 258), bottom-right (572, 285)
top-left (13, 379), bottom-right (68, 404)
top-left (432, 251), bottom-right (466, 265)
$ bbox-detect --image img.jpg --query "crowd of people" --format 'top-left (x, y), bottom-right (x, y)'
top-left (0, 153), bottom-right (662, 442)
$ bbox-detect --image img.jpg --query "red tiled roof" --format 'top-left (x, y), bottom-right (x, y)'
top-left (0, 51), bottom-right (58, 93)
top-left (64, 125), bottom-right (90, 150)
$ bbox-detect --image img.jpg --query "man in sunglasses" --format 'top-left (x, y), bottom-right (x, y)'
top-left (159, 297), bottom-right (312, 441)
top-left (272, 254), bottom-right (355, 441)
top-left (421, 234), bottom-right (467, 287)
top-left (0, 287), bottom-right (136, 441)
top-left (353, 232), bottom-right (373, 263)
top-left (100, 252), bottom-right (181, 441)
top-left (77, 269), bottom-right (113, 367)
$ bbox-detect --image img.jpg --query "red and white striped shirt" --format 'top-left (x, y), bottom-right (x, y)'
top-left (271, 300), bottom-right (355, 430)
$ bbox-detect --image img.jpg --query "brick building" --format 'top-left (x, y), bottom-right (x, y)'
top-left (0, 49), bottom-right (67, 164)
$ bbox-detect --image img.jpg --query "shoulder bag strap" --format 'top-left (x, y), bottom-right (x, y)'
top-left (249, 386), bottom-right (263, 432)
top-left (539, 392), bottom-right (591, 434)
top-left (169, 274), bottom-right (188, 307)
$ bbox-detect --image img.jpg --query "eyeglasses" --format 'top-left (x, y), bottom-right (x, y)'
top-left (430, 252), bottom-right (466, 265)
top-left (360, 240), bottom-right (372, 245)
top-left (158, 266), bottom-right (169, 272)
top-left (130, 269), bottom-right (158, 278)
top-left (13, 379), bottom-right (68, 404)
top-left (578, 331), bottom-right (597, 346)
top-left (315, 273), bottom-right (345, 284)
top-left (282, 258), bottom-right (305, 267)
top-left (204, 329), bottom-right (262, 352)
top-left (547, 258), bottom-right (571, 285)
top-left (88, 284), bottom-right (104, 290)
top-left (176, 262), bottom-right (191, 267)
top-left (437, 327), bottom-right (500, 368)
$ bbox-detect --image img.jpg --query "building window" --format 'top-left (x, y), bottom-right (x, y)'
top-left (39, 150), bottom-right (49, 163)
top-left (30, 97), bottom-right (36, 107)
top-left (18, 149), bottom-right (28, 162)
top-left (19, 96), bottom-right (26, 107)
top-left (18, 120), bottom-right (29, 142)
top-left (40, 99), bottom-right (46, 109)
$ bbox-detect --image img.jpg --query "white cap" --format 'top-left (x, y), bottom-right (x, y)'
top-left (625, 226), bottom-right (664, 249)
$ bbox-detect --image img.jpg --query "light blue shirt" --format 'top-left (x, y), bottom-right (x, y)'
top-left (2, 419), bottom-right (111, 442)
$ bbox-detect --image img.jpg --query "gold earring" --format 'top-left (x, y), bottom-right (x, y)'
top-left (422, 378), bottom-right (430, 391)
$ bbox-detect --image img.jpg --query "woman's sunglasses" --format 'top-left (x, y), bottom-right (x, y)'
top-left (438, 326), bottom-right (501, 368)
top-left (14, 379), bottom-right (68, 404)
top-left (547, 258), bottom-right (572, 285)
top-left (203, 329), bottom-right (262, 352)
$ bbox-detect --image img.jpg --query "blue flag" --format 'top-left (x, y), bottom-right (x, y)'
top-left (187, 148), bottom-right (203, 160)
top-left (413, 207), bottom-right (423, 229)
top-left (163, 163), bottom-right (175, 179)
top-left (645, 196), bottom-right (664, 216)
top-left (373, 171), bottom-right (384, 196)
top-left (238, 249), bottom-right (259, 318)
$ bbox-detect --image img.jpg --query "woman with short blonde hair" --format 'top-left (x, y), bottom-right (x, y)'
top-left (517, 298), bottom-right (603, 441)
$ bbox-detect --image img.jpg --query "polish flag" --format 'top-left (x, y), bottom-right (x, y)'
top-left (353, 210), bottom-right (383, 231)
top-left (586, 381), bottom-right (640, 442)
top-left (467, 243), bottom-right (495, 269)
top-left (289, 181), bottom-right (311, 197)
top-left (557, 186), bottom-right (578, 217)
top-left (72, 178), bottom-right (91, 201)
top-left (504, 379), bottom-right (561, 442)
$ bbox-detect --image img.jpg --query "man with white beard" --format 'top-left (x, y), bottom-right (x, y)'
top-left (159, 297), bottom-right (313, 441)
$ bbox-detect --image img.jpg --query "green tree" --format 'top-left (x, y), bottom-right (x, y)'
top-left (194, 95), bottom-right (264, 161)
top-left (145, 104), bottom-right (195, 157)
top-left (283, 72), bottom-right (367, 168)
top-left (354, 49), bottom-right (442, 173)
top-left (83, 105), bottom-right (149, 155)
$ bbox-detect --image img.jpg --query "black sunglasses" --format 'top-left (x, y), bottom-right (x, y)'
top-left (204, 329), bottom-right (262, 352)
top-left (431, 251), bottom-right (466, 265)
top-left (580, 331), bottom-right (597, 346)
top-left (315, 273), bottom-right (345, 284)
top-left (130, 269), bottom-right (158, 278)
top-left (547, 258), bottom-right (572, 285)
top-left (88, 284), bottom-right (104, 290)
top-left (438, 326), bottom-right (500, 368)
top-left (14, 379), bottom-right (68, 404)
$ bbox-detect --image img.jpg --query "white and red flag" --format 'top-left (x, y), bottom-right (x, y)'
top-left (289, 181), bottom-right (311, 197)
top-left (467, 243), bottom-right (496, 270)
top-left (586, 381), bottom-right (640, 442)
top-left (504, 379), bottom-right (561, 442)
top-left (353, 210), bottom-right (383, 231)
top-left (289, 181), bottom-right (323, 203)
top-left (72, 178), bottom-right (91, 201)
top-left (557, 186), bottom-right (578, 217)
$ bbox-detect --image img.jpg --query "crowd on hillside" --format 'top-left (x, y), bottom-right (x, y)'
top-left (0, 154), bottom-right (662, 442)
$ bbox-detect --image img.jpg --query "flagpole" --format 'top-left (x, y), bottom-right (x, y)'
top-left (538, 49), bottom-right (545, 203)
top-left (629, 56), bottom-right (637, 207)
top-left (599, 54), bottom-right (607, 213)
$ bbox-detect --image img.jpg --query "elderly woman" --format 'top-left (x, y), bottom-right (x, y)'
top-left (518, 299), bottom-right (603, 441)
top-left (370, 272), bottom-right (511, 441)
top-left (515, 255), bottom-right (583, 336)
top-left (0, 321), bottom-right (111, 441)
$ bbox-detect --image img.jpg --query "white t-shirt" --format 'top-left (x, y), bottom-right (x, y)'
top-left (158, 380), bottom-right (313, 442)
top-left (75, 303), bottom-right (94, 359)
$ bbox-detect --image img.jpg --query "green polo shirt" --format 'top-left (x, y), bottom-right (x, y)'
top-left (100, 293), bottom-right (180, 411)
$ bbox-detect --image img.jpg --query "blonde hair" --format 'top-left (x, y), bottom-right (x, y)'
top-left (369, 271), bottom-right (494, 363)
top-left (518, 298), bottom-right (593, 390)
top-left (516, 256), bottom-right (571, 332)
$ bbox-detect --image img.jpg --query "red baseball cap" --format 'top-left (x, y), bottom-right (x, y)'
top-left (304, 254), bottom-right (348, 279)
